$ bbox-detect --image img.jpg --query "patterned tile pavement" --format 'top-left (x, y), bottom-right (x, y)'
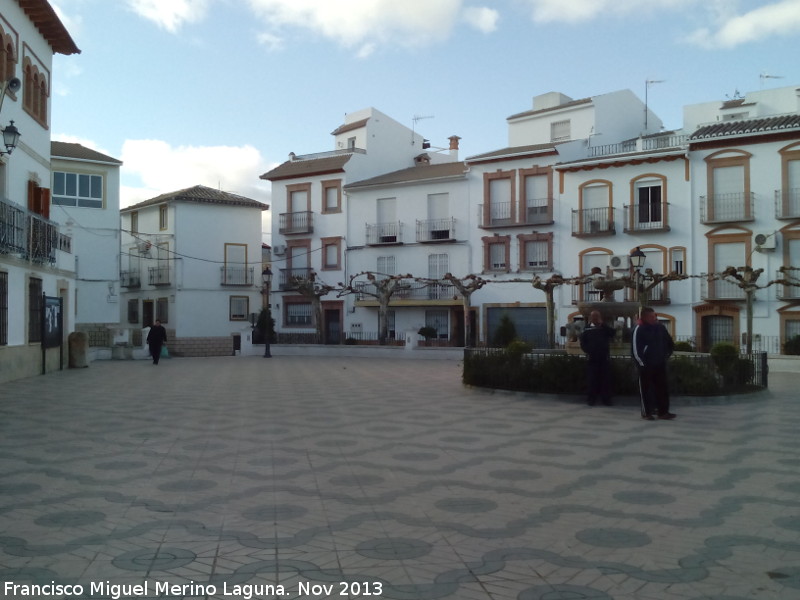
top-left (1, 355), bottom-right (799, 600)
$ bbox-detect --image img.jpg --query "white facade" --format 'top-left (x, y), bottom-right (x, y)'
top-left (0, 1), bottom-right (80, 383)
top-left (119, 186), bottom-right (267, 356)
top-left (50, 142), bottom-right (123, 343)
top-left (266, 86), bottom-right (800, 353)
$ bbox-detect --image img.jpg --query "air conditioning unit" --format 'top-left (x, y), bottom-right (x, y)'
top-left (273, 244), bottom-right (286, 256)
top-left (754, 231), bottom-right (776, 250)
top-left (136, 240), bottom-right (152, 255)
top-left (607, 254), bottom-right (630, 271)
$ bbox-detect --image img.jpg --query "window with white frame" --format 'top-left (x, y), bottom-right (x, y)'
top-left (52, 172), bottom-right (103, 208)
top-left (670, 248), bottom-right (685, 275)
top-left (550, 119), bottom-right (571, 142)
top-left (489, 242), bottom-right (506, 270)
top-left (230, 296), bottom-right (249, 321)
top-left (159, 205), bottom-right (168, 230)
top-left (524, 174), bottom-right (549, 222)
top-left (377, 255), bottom-right (396, 275)
top-left (524, 239), bottom-right (550, 271)
top-left (636, 181), bottom-right (663, 225)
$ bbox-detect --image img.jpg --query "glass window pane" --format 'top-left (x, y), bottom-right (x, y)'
top-left (65, 173), bottom-right (77, 196)
top-left (91, 175), bottom-right (103, 198)
top-left (53, 172), bottom-right (65, 195)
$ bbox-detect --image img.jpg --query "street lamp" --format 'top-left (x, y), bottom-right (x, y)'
top-left (630, 247), bottom-right (646, 306)
top-left (1, 120), bottom-right (20, 155)
top-left (262, 267), bottom-right (272, 358)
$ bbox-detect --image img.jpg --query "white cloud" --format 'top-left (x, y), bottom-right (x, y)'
top-left (120, 140), bottom-right (270, 208)
top-left (245, 0), bottom-right (464, 53)
top-left (463, 6), bottom-right (500, 33)
top-left (522, 0), bottom-right (698, 23)
top-left (125, 0), bottom-right (211, 33)
top-left (686, 0), bottom-right (800, 48)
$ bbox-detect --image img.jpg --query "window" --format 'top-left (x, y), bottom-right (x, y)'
top-left (425, 309), bottom-right (449, 340)
top-left (670, 248), bottom-right (686, 275)
top-left (286, 302), bottom-right (312, 326)
top-left (347, 137), bottom-right (356, 150)
top-left (288, 185), bottom-right (310, 212)
top-left (0, 271), bottom-right (7, 345)
top-left (23, 61), bottom-right (48, 124)
top-left (704, 151), bottom-right (751, 223)
top-left (322, 180), bottom-right (341, 213)
top-left (1, 30), bottom-right (16, 84)
top-left (28, 277), bottom-right (42, 343)
top-left (224, 243), bottom-right (248, 285)
top-left (52, 172), bottom-right (103, 208)
top-left (230, 296), bottom-right (249, 321)
top-left (523, 171), bottom-right (551, 224)
top-left (130, 211), bottom-right (138, 234)
top-left (321, 237), bottom-right (341, 270)
top-left (482, 235), bottom-right (510, 272)
top-left (486, 173), bottom-right (513, 226)
top-left (156, 297), bottom-right (169, 323)
top-left (127, 299), bottom-right (139, 324)
top-left (636, 182), bottom-right (662, 224)
top-left (428, 253), bottom-right (449, 299)
top-left (159, 205), bottom-right (168, 230)
top-left (490, 242), bottom-right (506, 270)
top-left (551, 120), bottom-right (571, 142)
top-left (377, 255), bottom-right (396, 276)
top-left (519, 232), bottom-right (553, 272)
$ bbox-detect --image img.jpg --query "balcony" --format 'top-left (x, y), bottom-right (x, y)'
top-left (355, 281), bottom-right (462, 304)
top-left (279, 267), bottom-right (313, 291)
top-left (775, 188), bottom-right (800, 220)
top-left (279, 211), bottom-right (314, 235)
top-left (416, 218), bottom-right (455, 243)
top-left (366, 221), bottom-right (403, 245)
top-left (0, 197), bottom-right (69, 265)
top-left (701, 278), bottom-right (746, 301)
top-left (623, 203), bottom-right (670, 233)
top-left (478, 200), bottom-right (553, 229)
top-left (776, 268), bottom-right (800, 300)
top-left (588, 134), bottom-right (688, 158)
top-left (120, 270), bottom-right (141, 288)
top-left (700, 192), bottom-right (755, 224)
top-left (571, 207), bottom-right (616, 237)
top-left (148, 265), bottom-right (171, 286)
top-left (220, 266), bottom-right (254, 286)
top-left (623, 280), bottom-right (670, 304)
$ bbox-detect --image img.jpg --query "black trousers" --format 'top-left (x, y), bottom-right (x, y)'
top-left (149, 343), bottom-right (162, 364)
top-left (637, 364), bottom-right (670, 416)
top-left (586, 359), bottom-right (612, 404)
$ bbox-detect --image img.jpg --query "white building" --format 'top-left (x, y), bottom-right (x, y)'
top-left (0, 0), bottom-right (80, 383)
top-left (119, 185), bottom-right (267, 356)
top-left (261, 107), bottom-right (460, 343)
top-left (50, 141), bottom-right (122, 356)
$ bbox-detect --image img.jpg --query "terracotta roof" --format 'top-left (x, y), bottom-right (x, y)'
top-left (51, 141), bottom-right (122, 164)
top-left (17, 0), bottom-right (80, 55)
top-left (466, 143), bottom-right (556, 162)
top-left (690, 114), bottom-right (800, 141)
top-left (344, 161), bottom-right (468, 190)
top-left (121, 185), bottom-right (267, 212)
top-left (507, 97), bottom-right (592, 121)
top-left (331, 117), bottom-right (369, 136)
top-left (260, 154), bottom-right (352, 181)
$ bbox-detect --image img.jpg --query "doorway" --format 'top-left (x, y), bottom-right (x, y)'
top-left (143, 300), bottom-right (154, 328)
top-left (324, 309), bottom-right (341, 345)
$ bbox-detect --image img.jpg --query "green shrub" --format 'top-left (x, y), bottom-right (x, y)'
top-left (418, 326), bottom-right (437, 340)
top-left (785, 335), bottom-right (800, 355)
top-left (344, 337), bottom-right (358, 345)
top-left (492, 314), bottom-right (517, 348)
top-left (669, 355), bottom-right (719, 395)
top-left (673, 341), bottom-right (695, 352)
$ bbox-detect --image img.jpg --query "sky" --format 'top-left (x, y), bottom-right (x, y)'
top-left (48, 0), bottom-right (800, 239)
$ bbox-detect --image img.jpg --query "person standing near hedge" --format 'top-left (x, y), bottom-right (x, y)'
top-left (580, 310), bottom-right (616, 406)
top-left (632, 307), bottom-right (675, 420)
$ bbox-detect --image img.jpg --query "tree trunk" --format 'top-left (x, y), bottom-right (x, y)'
top-left (545, 288), bottom-right (556, 349)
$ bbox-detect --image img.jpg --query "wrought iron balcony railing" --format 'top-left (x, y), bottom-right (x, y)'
top-left (0, 196), bottom-right (69, 266)
top-left (279, 267), bottom-right (313, 291)
top-left (366, 221), bottom-right (403, 245)
top-left (279, 211), bottom-right (313, 235)
top-left (220, 266), bottom-right (254, 286)
top-left (775, 188), bottom-right (800, 220)
top-left (623, 203), bottom-right (670, 232)
top-left (416, 218), bottom-right (455, 242)
top-left (700, 192), bottom-right (755, 224)
top-left (148, 265), bottom-right (171, 286)
top-left (776, 268), bottom-right (800, 300)
top-left (120, 270), bottom-right (141, 288)
top-left (478, 200), bottom-right (553, 228)
top-left (572, 206), bottom-right (615, 237)
top-left (355, 281), bottom-right (461, 302)
top-left (701, 278), bottom-right (746, 301)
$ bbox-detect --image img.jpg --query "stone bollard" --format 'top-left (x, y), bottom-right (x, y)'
top-left (68, 331), bottom-right (89, 368)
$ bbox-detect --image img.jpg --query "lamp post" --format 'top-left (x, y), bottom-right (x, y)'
top-left (262, 267), bottom-right (272, 358)
top-left (630, 246), bottom-right (647, 307)
top-left (1, 78), bottom-right (22, 156)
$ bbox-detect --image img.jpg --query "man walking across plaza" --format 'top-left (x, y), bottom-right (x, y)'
top-left (147, 319), bottom-right (168, 365)
top-left (580, 310), bottom-right (616, 406)
top-left (632, 307), bottom-right (675, 420)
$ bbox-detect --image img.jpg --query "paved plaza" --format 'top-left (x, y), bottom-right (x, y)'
top-left (1, 354), bottom-right (799, 600)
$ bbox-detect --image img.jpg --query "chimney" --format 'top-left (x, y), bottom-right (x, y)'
top-left (449, 135), bottom-right (461, 159)
top-left (288, 152), bottom-right (296, 161)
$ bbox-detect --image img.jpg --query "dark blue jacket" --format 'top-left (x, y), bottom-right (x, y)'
top-left (580, 323), bottom-right (616, 362)
top-left (632, 321), bottom-right (674, 367)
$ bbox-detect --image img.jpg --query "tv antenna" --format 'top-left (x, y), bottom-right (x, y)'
top-left (644, 79), bottom-right (664, 131)
top-left (411, 114), bottom-right (434, 145)
top-left (760, 72), bottom-right (784, 87)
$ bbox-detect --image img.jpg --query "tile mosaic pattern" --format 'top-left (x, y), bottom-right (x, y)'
top-left (1, 356), bottom-right (799, 599)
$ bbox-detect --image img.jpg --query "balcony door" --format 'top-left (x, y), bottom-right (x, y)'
top-left (582, 184), bottom-right (609, 233)
top-left (713, 241), bottom-right (745, 299)
top-left (712, 165), bottom-right (746, 220)
top-left (377, 197), bottom-right (397, 242)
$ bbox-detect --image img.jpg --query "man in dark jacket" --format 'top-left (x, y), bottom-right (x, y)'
top-left (580, 310), bottom-right (616, 406)
top-left (147, 320), bottom-right (167, 365)
top-left (632, 307), bottom-right (675, 420)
